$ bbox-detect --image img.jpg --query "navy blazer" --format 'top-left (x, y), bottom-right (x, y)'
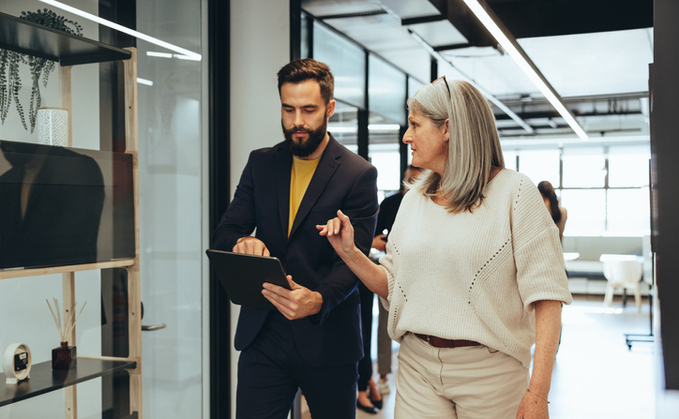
top-left (212, 134), bottom-right (379, 367)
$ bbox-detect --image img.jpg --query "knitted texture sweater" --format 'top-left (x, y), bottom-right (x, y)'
top-left (379, 169), bottom-right (573, 367)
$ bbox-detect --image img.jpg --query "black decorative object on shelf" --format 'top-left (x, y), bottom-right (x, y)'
top-left (52, 342), bottom-right (77, 370)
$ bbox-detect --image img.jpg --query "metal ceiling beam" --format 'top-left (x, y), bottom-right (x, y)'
top-left (494, 109), bottom-right (643, 122)
top-left (315, 9), bottom-right (388, 21)
top-left (433, 43), bottom-right (473, 51)
top-left (409, 30), bottom-right (535, 135)
top-left (401, 15), bottom-right (447, 25)
top-left (459, 0), bottom-right (589, 140)
top-left (428, 0), bottom-right (496, 47)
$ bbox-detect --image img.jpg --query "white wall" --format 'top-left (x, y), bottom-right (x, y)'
top-left (229, 0), bottom-right (290, 417)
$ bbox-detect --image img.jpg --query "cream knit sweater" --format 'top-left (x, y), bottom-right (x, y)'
top-left (379, 169), bottom-right (573, 367)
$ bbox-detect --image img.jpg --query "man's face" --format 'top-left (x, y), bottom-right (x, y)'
top-left (280, 79), bottom-right (335, 158)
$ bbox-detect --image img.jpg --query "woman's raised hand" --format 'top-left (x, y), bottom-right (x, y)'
top-left (316, 210), bottom-right (356, 258)
top-left (318, 209), bottom-right (390, 299)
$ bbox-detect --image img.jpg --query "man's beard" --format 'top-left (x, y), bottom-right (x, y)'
top-left (282, 117), bottom-right (328, 158)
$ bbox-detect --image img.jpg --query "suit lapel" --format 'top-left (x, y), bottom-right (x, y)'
top-left (289, 136), bottom-right (341, 239)
top-left (274, 146), bottom-right (293, 240)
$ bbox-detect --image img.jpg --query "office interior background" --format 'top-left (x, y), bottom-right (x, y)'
top-left (0, 0), bottom-right (678, 418)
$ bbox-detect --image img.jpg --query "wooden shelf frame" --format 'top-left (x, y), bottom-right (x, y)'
top-left (0, 259), bottom-right (136, 280)
top-left (0, 11), bottom-right (141, 419)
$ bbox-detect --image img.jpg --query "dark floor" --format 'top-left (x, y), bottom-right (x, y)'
top-left (304, 294), bottom-right (655, 419)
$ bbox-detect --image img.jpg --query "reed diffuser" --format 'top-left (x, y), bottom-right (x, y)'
top-left (46, 298), bottom-right (86, 370)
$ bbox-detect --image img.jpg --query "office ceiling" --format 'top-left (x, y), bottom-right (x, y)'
top-left (301, 0), bottom-right (653, 142)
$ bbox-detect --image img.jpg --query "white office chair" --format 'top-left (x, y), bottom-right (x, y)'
top-left (602, 259), bottom-right (643, 313)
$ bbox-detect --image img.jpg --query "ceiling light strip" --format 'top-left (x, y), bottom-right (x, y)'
top-left (39, 0), bottom-right (201, 61)
top-left (136, 78), bottom-right (153, 86)
top-left (409, 31), bottom-right (535, 135)
top-left (462, 0), bottom-right (588, 141)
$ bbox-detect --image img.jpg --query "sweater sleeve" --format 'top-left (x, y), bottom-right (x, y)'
top-left (378, 250), bottom-right (395, 310)
top-left (511, 175), bottom-right (573, 309)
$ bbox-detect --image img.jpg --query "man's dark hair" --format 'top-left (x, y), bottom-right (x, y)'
top-left (277, 58), bottom-right (334, 104)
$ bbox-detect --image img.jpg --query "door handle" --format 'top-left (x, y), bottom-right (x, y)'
top-left (142, 323), bottom-right (166, 331)
top-left (140, 301), bottom-right (166, 331)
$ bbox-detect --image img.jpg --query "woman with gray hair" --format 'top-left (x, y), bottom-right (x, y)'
top-left (318, 77), bottom-right (572, 419)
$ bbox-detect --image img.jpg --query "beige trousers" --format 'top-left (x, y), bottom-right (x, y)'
top-left (395, 333), bottom-right (529, 419)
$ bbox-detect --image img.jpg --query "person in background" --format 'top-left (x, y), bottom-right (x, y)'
top-left (357, 165), bottom-right (422, 414)
top-left (318, 77), bottom-right (572, 419)
top-left (356, 281), bottom-right (382, 414)
top-left (537, 181), bottom-right (567, 242)
top-left (212, 58), bottom-right (379, 419)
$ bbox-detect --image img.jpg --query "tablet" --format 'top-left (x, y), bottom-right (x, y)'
top-left (206, 249), bottom-right (290, 310)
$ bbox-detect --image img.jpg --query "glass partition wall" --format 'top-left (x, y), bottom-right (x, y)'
top-left (136, 1), bottom-right (204, 418)
top-left (0, 1), bottom-right (206, 418)
top-left (302, 12), bottom-right (424, 200)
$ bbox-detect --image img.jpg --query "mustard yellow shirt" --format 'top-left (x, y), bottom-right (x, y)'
top-left (289, 156), bottom-right (320, 236)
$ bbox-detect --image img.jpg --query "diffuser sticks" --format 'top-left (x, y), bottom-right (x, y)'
top-left (46, 298), bottom-right (86, 343)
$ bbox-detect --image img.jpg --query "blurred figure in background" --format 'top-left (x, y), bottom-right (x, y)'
top-left (537, 181), bottom-right (567, 242)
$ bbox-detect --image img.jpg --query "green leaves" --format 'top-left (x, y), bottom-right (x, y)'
top-left (19, 8), bottom-right (83, 36)
top-left (0, 9), bottom-right (83, 132)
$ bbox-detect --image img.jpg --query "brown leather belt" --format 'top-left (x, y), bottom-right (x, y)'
top-left (415, 333), bottom-right (481, 349)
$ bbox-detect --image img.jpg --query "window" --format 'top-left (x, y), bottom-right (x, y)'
top-left (368, 55), bottom-right (406, 124)
top-left (608, 145), bottom-right (650, 187)
top-left (560, 189), bottom-right (606, 235)
top-left (518, 149), bottom-right (559, 186)
top-left (408, 77), bottom-right (425, 99)
top-left (368, 114), bottom-right (402, 202)
top-left (313, 22), bottom-right (366, 109)
top-left (607, 188), bottom-right (650, 235)
top-left (562, 147), bottom-right (606, 188)
top-left (503, 150), bottom-right (518, 171)
top-left (329, 101), bottom-right (359, 154)
top-left (509, 143), bottom-right (650, 236)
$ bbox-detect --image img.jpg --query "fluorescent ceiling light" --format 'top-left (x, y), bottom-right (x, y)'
top-left (329, 125), bottom-right (358, 133)
top-left (40, 0), bottom-right (202, 61)
top-left (409, 31), bottom-right (535, 135)
top-left (146, 51), bottom-right (202, 61)
top-left (368, 124), bottom-right (401, 131)
top-left (146, 51), bottom-right (173, 58)
top-left (137, 78), bottom-right (153, 86)
top-left (174, 54), bottom-right (201, 61)
top-left (462, 0), bottom-right (588, 141)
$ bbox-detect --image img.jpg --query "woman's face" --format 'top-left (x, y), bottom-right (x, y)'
top-left (402, 110), bottom-right (449, 175)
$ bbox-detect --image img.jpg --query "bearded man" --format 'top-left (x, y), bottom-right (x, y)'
top-left (212, 58), bottom-right (378, 419)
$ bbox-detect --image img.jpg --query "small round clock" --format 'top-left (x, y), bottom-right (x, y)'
top-left (3, 343), bottom-right (32, 384)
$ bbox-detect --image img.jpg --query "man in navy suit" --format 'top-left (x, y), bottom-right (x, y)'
top-left (212, 58), bottom-right (378, 419)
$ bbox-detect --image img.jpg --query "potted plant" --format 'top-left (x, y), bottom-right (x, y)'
top-left (0, 9), bottom-right (82, 132)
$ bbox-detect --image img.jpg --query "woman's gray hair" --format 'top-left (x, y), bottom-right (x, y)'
top-left (407, 78), bottom-right (504, 213)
